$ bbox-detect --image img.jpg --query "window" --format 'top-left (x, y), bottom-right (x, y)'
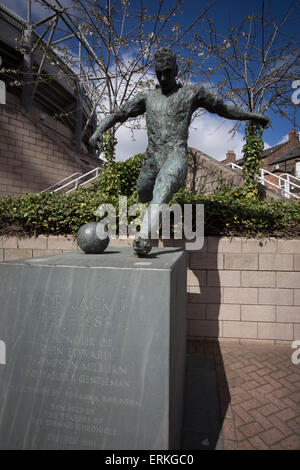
top-left (296, 161), bottom-right (300, 178)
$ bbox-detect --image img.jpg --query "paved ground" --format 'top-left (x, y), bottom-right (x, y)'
top-left (187, 340), bottom-right (300, 450)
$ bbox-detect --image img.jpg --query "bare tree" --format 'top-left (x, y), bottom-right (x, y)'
top-left (19, 0), bottom-right (213, 153)
top-left (193, 0), bottom-right (300, 132)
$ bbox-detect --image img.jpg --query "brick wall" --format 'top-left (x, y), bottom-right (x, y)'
top-left (1, 235), bottom-right (299, 345)
top-left (187, 147), bottom-right (283, 200)
top-left (262, 130), bottom-right (299, 174)
top-left (187, 147), bottom-right (244, 194)
top-left (262, 172), bottom-right (281, 193)
top-left (0, 94), bottom-right (99, 198)
top-left (187, 237), bottom-right (300, 345)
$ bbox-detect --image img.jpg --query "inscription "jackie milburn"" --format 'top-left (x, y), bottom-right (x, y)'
top-left (24, 291), bottom-right (128, 315)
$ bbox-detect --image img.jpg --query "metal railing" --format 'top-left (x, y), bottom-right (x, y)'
top-left (38, 172), bottom-right (82, 194)
top-left (226, 162), bottom-right (243, 171)
top-left (226, 162), bottom-right (300, 200)
top-left (55, 167), bottom-right (101, 193)
top-left (39, 167), bottom-right (101, 194)
top-left (276, 173), bottom-right (300, 199)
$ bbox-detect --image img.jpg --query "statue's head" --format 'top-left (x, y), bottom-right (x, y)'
top-left (154, 47), bottom-right (178, 94)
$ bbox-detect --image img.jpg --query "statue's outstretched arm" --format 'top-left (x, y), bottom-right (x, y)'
top-left (89, 92), bottom-right (146, 148)
top-left (193, 86), bottom-right (270, 128)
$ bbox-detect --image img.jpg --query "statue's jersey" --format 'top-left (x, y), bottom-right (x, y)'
top-left (117, 84), bottom-right (210, 164)
top-left (144, 86), bottom-right (195, 152)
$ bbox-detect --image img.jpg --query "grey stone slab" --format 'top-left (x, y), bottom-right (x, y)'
top-left (0, 248), bottom-right (186, 450)
top-left (2, 247), bottom-right (185, 270)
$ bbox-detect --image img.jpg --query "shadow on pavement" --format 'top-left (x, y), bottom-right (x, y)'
top-left (181, 342), bottom-right (230, 450)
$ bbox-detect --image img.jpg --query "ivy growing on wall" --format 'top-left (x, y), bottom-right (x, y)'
top-left (102, 130), bottom-right (118, 163)
top-left (241, 122), bottom-right (264, 199)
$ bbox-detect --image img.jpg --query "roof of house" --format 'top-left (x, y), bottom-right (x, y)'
top-left (236, 141), bottom-right (288, 166)
top-left (262, 142), bottom-right (286, 158)
top-left (270, 146), bottom-right (300, 165)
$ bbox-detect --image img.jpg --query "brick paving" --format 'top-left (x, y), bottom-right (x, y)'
top-left (187, 340), bottom-right (300, 450)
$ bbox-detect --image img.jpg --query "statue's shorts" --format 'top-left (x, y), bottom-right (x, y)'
top-left (137, 149), bottom-right (188, 204)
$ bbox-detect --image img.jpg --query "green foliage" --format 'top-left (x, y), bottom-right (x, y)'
top-left (171, 185), bottom-right (300, 238)
top-left (0, 154), bottom-right (299, 239)
top-left (0, 153), bottom-right (143, 237)
top-left (242, 122), bottom-right (264, 199)
top-left (97, 153), bottom-right (143, 197)
top-left (102, 130), bottom-right (118, 163)
top-left (0, 189), bottom-right (101, 237)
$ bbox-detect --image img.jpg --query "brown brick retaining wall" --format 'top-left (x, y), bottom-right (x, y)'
top-left (1, 236), bottom-right (299, 345)
top-left (0, 95), bottom-right (99, 197)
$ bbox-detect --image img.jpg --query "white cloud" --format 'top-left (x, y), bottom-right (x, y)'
top-left (188, 113), bottom-right (245, 161)
top-left (264, 141), bottom-right (271, 150)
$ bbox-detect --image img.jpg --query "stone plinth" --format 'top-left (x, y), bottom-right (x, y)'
top-left (0, 248), bottom-right (187, 449)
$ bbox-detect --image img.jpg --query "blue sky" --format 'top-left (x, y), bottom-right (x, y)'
top-left (1, 0), bottom-right (299, 161)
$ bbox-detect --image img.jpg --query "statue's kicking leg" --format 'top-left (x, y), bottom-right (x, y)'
top-left (134, 153), bottom-right (187, 256)
top-left (136, 158), bottom-right (157, 204)
top-left (133, 157), bottom-right (156, 256)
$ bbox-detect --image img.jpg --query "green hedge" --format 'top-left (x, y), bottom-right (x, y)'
top-left (97, 153), bottom-right (143, 197)
top-left (0, 188), bottom-right (142, 237)
top-left (0, 154), bottom-right (299, 239)
top-left (171, 186), bottom-right (300, 238)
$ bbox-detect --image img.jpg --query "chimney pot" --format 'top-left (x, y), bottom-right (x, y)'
top-left (225, 150), bottom-right (236, 163)
top-left (289, 129), bottom-right (299, 142)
